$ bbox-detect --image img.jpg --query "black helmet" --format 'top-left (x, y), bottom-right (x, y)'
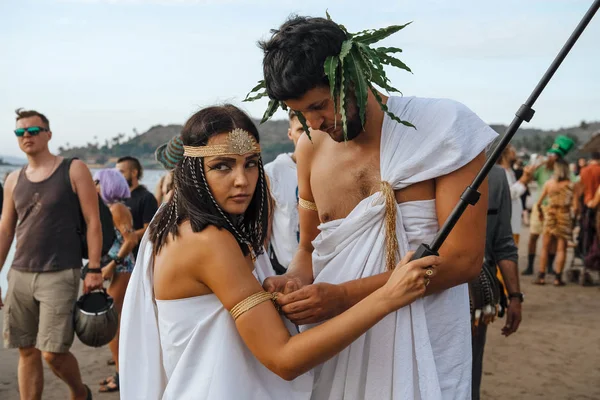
top-left (73, 290), bottom-right (119, 347)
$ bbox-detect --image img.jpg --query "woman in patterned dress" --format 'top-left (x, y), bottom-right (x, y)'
top-left (534, 160), bottom-right (579, 286)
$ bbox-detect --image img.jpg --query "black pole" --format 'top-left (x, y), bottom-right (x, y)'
top-left (412, 0), bottom-right (600, 261)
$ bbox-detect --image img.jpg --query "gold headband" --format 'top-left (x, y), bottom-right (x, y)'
top-left (183, 128), bottom-right (261, 158)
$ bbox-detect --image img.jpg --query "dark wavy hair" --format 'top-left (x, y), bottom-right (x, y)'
top-left (260, 15), bottom-right (347, 101)
top-left (149, 104), bottom-right (269, 257)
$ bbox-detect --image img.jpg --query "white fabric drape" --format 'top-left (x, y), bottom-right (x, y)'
top-left (503, 167), bottom-right (526, 234)
top-left (120, 230), bottom-right (313, 400)
top-left (265, 153), bottom-right (300, 269)
top-left (301, 97), bottom-right (498, 400)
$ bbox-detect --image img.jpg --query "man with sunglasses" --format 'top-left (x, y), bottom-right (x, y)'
top-left (0, 109), bottom-right (102, 400)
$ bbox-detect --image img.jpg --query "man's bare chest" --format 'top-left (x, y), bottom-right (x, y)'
top-left (310, 152), bottom-right (381, 222)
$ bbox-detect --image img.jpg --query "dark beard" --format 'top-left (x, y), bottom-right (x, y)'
top-left (326, 102), bottom-right (364, 143)
top-left (343, 110), bottom-right (363, 141)
top-left (126, 178), bottom-right (133, 187)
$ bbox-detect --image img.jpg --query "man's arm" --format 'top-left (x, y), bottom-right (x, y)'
top-left (70, 160), bottom-right (103, 292)
top-left (0, 172), bottom-right (19, 309)
top-left (264, 134), bottom-right (320, 293)
top-left (0, 172), bottom-right (19, 272)
top-left (492, 168), bottom-right (522, 336)
top-left (345, 153), bottom-right (488, 294)
top-left (278, 153), bottom-right (489, 324)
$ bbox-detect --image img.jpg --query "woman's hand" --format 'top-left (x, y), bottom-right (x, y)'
top-left (102, 261), bottom-right (116, 281)
top-left (380, 252), bottom-right (441, 312)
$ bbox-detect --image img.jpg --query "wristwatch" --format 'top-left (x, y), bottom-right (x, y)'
top-left (508, 292), bottom-right (524, 303)
top-left (112, 256), bottom-right (124, 265)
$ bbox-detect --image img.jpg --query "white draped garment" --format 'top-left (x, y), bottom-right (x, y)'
top-left (265, 153), bottom-right (300, 269)
top-left (301, 96), bottom-right (498, 400)
top-left (119, 230), bottom-right (313, 400)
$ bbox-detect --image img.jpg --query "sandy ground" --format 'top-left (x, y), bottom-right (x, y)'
top-left (1, 229), bottom-right (599, 400)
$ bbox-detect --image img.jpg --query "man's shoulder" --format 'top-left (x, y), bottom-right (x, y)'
top-left (265, 153), bottom-right (295, 176)
top-left (295, 130), bottom-right (328, 166)
top-left (587, 163), bottom-right (600, 176)
top-left (265, 152), bottom-right (291, 167)
top-left (489, 165), bottom-right (509, 191)
top-left (133, 185), bottom-right (153, 198)
top-left (388, 96), bottom-right (467, 114)
top-left (387, 96), bottom-right (489, 134)
top-left (3, 169), bottom-right (21, 191)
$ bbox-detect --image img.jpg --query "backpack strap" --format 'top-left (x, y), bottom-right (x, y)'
top-left (64, 158), bottom-right (83, 231)
top-left (64, 157), bottom-right (78, 193)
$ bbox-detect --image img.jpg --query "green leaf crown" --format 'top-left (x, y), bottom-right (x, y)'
top-left (244, 12), bottom-right (414, 141)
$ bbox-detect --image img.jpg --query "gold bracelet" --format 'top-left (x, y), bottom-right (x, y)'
top-left (230, 292), bottom-right (278, 321)
top-left (299, 198), bottom-right (318, 212)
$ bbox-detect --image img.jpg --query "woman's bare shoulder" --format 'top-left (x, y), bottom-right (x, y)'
top-left (173, 223), bottom-right (241, 259)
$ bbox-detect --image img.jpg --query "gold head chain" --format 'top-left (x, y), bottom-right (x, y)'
top-left (183, 128), bottom-right (261, 158)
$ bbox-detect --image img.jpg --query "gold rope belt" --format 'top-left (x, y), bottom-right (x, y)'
top-left (298, 182), bottom-right (399, 271)
top-left (381, 181), bottom-right (400, 271)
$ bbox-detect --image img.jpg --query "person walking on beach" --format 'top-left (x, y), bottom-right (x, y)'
top-left (534, 159), bottom-right (579, 286)
top-left (524, 136), bottom-right (575, 276)
top-left (0, 109), bottom-right (103, 400)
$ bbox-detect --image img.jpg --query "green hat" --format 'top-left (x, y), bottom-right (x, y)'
top-left (155, 135), bottom-right (184, 170)
top-left (547, 135), bottom-right (575, 158)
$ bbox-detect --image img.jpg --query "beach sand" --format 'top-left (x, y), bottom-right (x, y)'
top-left (1, 229), bottom-right (599, 399)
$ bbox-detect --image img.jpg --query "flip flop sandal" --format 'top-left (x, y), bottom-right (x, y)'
top-left (98, 373), bottom-right (117, 386)
top-left (554, 277), bottom-right (566, 287)
top-left (533, 272), bottom-right (546, 285)
top-left (98, 373), bottom-right (119, 393)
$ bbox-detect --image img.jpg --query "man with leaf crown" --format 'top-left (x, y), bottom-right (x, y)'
top-left (247, 14), bottom-right (498, 399)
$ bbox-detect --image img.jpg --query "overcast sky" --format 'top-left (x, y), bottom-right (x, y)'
top-left (0, 0), bottom-right (598, 155)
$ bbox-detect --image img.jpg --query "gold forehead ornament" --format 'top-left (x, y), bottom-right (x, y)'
top-left (183, 128), bottom-right (261, 158)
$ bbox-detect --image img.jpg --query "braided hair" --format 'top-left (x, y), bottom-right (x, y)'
top-left (149, 104), bottom-right (269, 257)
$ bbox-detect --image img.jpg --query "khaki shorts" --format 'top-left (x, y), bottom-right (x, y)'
top-left (3, 268), bottom-right (81, 353)
top-left (530, 205), bottom-right (545, 235)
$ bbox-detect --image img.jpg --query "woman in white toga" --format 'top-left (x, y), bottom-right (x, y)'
top-left (119, 104), bottom-right (439, 400)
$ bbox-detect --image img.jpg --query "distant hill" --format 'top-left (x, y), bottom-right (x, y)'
top-left (58, 118), bottom-right (600, 167)
top-left (0, 155), bottom-right (26, 166)
top-left (59, 119), bottom-right (293, 167)
top-left (490, 120), bottom-right (600, 161)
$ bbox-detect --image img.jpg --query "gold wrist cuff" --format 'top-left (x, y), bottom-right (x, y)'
top-left (230, 291), bottom-right (279, 321)
top-left (299, 198), bottom-right (318, 212)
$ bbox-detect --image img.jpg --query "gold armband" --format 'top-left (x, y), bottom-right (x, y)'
top-left (299, 198), bottom-right (318, 212)
top-left (230, 292), bottom-right (279, 321)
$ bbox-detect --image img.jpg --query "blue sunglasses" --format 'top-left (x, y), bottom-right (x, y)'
top-left (14, 126), bottom-right (49, 137)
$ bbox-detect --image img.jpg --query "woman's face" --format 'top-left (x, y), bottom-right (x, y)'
top-left (203, 132), bottom-right (260, 215)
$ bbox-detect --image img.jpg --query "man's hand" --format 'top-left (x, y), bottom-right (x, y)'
top-left (502, 300), bottom-right (522, 337)
top-left (83, 269), bottom-right (104, 293)
top-left (263, 274), bottom-right (305, 294)
top-left (276, 282), bottom-right (348, 325)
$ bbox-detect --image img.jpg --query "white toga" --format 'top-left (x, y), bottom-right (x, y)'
top-left (302, 96), bottom-right (498, 400)
top-left (265, 153), bottom-right (300, 270)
